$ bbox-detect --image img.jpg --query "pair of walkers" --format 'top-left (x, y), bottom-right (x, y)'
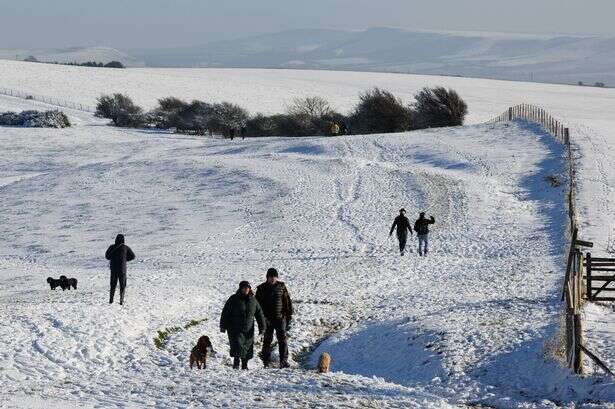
top-left (220, 268), bottom-right (293, 370)
top-left (389, 209), bottom-right (435, 256)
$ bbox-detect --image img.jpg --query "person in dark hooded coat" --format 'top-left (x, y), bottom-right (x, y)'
top-left (105, 234), bottom-right (135, 305)
top-left (389, 208), bottom-right (413, 255)
top-left (220, 281), bottom-right (266, 369)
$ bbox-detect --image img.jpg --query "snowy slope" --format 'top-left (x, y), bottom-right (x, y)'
top-left (1, 93), bottom-right (614, 408)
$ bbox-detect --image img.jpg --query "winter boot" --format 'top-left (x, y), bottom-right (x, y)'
top-left (233, 357), bottom-right (240, 369)
top-left (279, 361), bottom-right (290, 369)
top-left (241, 359), bottom-right (248, 370)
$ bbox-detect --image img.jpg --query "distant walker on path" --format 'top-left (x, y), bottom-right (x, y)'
top-left (105, 234), bottom-right (135, 305)
top-left (414, 212), bottom-right (435, 256)
top-left (389, 208), bottom-right (413, 256)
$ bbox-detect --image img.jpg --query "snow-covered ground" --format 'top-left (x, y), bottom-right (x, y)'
top-left (1, 92), bottom-right (614, 408)
top-left (1, 62), bottom-right (615, 406)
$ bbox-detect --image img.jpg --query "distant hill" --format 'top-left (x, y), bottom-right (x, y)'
top-left (0, 46), bottom-right (144, 67)
top-left (130, 27), bottom-right (615, 86)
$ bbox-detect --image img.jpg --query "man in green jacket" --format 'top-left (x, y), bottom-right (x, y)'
top-left (220, 281), bottom-right (266, 369)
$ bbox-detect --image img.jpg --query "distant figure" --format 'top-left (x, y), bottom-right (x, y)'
top-left (229, 128), bottom-right (236, 140)
top-left (220, 281), bottom-right (266, 370)
top-left (241, 126), bottom-right (247, 140)
top-left (256, 268), bottom-right (293, 368)
top-left (340, 121), bottom-right (348, 135)
top-left (389, 208), bottom-right (413, 255)
top-left (330, 122), bottom-right (340, 136)
top-left (105, 234), bottom-right (135, 305)
top-left (414, 212), bottom-right (435, 256)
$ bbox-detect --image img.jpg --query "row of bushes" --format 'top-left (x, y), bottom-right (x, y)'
top-left (0, 110), bottom-right (71, 128)
top-left (24, 56), bottom-right (125, 68)
top-left (95, 86), bottom-right (468, 137)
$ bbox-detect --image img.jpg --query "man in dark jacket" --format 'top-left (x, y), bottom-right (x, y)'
top-left (105, 234), bottom-right (135, 305)
top-left (255, 268), bottom-right (293, 368)
top-left (414, 212), bottom-right (435, 256)
top-left (389, 208), bottom-right (412, 255)
top-left (220, 281), bottom-right (266, 370)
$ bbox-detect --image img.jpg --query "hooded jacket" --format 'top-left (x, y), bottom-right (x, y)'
top-left (105, 234), bottom-right (136, 275)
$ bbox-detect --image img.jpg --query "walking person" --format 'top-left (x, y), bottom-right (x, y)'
top-left (414, 212), bottom-right (435, 256)
top-left (220, 281), bottom-right (266, 370)
top-left (105, 234), bottom-right (135, 305)
top-left (255, 268), bottom-right (293, 368)
top-left (389, 208), bottom-right (413, 255)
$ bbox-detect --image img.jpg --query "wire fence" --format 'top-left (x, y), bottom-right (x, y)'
top-left (0, 87), bottom-right (95, 113)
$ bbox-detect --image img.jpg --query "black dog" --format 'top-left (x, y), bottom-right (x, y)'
top-left (47, 276), bottom-right (77, 290)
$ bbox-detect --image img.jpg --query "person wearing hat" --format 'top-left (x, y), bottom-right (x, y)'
top-left (389, 208), bottom-right (413, 255)
top-left (414, 212), bottom-right (436, 256)
top-left (220, 281), bottom-right (266, 369)
top-left (105, 234), bottom-right (135, 305)
top-left (255, 268), bottom-right (294, 368)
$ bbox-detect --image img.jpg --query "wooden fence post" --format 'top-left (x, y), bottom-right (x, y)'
top-left (574, 313), bottom-right (583, 374)
top-left (508, 107), bottom-right (513, 121)
top-left (586, 253), bottom-right (592, 301)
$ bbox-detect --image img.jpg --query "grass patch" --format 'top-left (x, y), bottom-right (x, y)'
top-left (153, 318), bottom-right (208, 349)
top-left (184, 318), bottom-right (207, 329)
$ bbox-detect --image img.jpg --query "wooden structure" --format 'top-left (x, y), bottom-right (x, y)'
top-left (585, 253), bottom-right (615, 301)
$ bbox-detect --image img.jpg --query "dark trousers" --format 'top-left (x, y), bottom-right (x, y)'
top-left (397, 233), bottom-right (408, 253)
top-left (109, 271), bottom-right (127, 304)
top-left (262, 318), bottom-right (288, 364)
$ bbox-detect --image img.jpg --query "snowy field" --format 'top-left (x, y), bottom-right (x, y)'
top-left (1, 64), bottom-right (615, 407)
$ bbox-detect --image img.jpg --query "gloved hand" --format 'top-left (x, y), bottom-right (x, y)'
top-left (286, 318), bottom-right (292, 332)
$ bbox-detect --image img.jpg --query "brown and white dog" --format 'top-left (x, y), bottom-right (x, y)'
top-left (317, 352), bottom-right (331, 373)
top-left (189, 335), bottom-right (212, 369)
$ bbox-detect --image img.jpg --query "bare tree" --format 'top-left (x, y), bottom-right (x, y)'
top-left (287, 96), bottom-right (333, 119)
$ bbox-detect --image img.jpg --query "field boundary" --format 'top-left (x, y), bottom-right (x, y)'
top-left (488, 104), bottom-right (614, 376)
top-left (0, 87), bottom-right (95, 113)
top-left (489, 104), bottom-right (583, 372)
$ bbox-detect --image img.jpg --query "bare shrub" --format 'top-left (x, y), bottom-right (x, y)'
top-left (350, 88), bottom-right (412, 134)
top-left (95, 93), bottom-right (145, 127)
top-left (412, 87), bottom-right (467, 129)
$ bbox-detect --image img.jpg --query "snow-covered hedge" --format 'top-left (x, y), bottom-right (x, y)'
top-left (0, 110), bottom-right (71, 128)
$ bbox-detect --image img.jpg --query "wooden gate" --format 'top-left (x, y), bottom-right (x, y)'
top-left (585, 253), bottom-right (615, 301)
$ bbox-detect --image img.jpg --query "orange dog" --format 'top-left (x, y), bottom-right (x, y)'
top-left (317, 352), bottom-right (331, 373)
top-left (189, 336), bottom-right (212, 369)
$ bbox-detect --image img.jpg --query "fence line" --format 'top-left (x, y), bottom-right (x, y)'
top-left (488, 103), bottom-right (587, 374)
top-left (0, 87), bottom-right (95, 113)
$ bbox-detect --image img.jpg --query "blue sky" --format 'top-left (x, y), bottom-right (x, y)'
top-left (0, 0), bottom-right (612, 49)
